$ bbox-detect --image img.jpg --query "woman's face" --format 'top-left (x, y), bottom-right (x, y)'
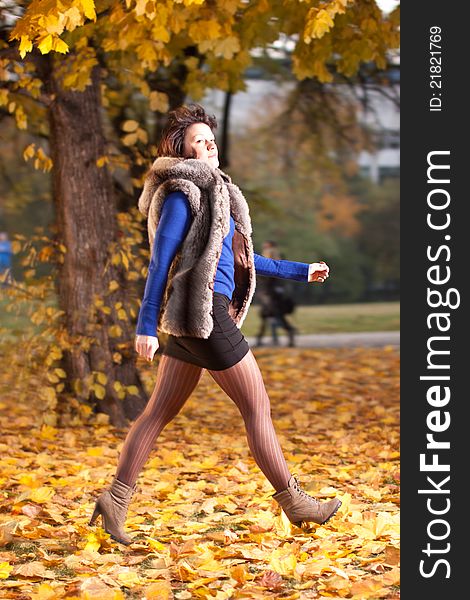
top-left (183, 123), bottom-right (219, 169)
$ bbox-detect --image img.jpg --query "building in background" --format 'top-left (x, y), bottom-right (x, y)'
top-left (202, 54), bottom-right (400, 185)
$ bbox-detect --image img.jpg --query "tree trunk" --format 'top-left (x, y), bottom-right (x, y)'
top-left (219, 91), bottom-right (232, 169)
top-left (47, 60), bottom-right (147, 427)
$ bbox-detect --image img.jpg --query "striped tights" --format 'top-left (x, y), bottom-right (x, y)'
top-left (115, 350), bottom-right (291, 492)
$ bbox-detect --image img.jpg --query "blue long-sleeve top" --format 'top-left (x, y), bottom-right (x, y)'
top-left (136, 191), bottom-right (310, 337)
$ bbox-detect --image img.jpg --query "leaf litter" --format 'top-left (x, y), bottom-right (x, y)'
top-left (0, 346), bottom-right (399, 599)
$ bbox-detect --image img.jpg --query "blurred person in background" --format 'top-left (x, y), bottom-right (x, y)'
top-left (255, 240), bottom-right (298, 347)
top-left (0, 231), bottom-right (13, 288)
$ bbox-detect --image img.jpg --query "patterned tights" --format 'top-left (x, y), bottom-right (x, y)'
top-left (115, 350), bottom-right (291, 492)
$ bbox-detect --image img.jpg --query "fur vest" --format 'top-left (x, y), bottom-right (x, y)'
top-left (138, 157), bottom-right (256, 338)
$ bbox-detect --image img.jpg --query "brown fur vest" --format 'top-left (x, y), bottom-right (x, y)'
top-left (138, 157), bottom-right (256, 338)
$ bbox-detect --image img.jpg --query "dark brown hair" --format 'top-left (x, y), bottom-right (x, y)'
top-left (157, 104), bottom-right (218, 158)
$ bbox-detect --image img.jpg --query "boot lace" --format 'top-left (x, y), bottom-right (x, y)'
top-left (291, 477), bottom-right (320, 506)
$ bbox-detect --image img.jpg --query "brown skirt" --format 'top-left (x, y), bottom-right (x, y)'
top-left (161, 292), bottom-right (250, 370)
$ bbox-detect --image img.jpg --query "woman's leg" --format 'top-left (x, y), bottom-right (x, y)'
top-left (208, 350), bottom-right (291, 492)
top-left (115, 355), bottom-right (204, 487)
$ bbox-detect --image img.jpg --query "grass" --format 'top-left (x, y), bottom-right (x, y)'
top-left (1, 289), bottom-right (399, 340)
top-left (240, 301), bottom-right (400, 337)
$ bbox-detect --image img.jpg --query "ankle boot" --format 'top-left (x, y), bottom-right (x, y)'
top-left (89, 477), bottom-right (137, 545)
top-left (273, 475), bottom-right (341, 527)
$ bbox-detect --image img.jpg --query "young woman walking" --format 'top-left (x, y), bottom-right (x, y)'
top-left (89, 104), bottom-right (341, 544)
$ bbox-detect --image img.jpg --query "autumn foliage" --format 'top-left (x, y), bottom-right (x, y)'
top-left (0, 346), bottom-right (399, 598)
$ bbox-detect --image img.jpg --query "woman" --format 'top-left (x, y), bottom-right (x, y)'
top-left (89, 104), bottom-right (341, 545)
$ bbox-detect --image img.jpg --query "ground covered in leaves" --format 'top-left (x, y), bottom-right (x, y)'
top-left (0, 347), bottom-right (399, 599)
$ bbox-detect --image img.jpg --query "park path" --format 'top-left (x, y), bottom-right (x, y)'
top-left (247, 330), bottom-right (400, 349)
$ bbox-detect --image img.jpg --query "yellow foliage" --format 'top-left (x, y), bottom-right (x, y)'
top-left (0, 345), bottom-right (400, 595)
top-left (108, 325), bottom-right (123, 338)
top-left (117, 568), bottom-right (143, 587)
top-left (96, 372), bottom-right (108, 385)
top-left (122, 119), bottom-right (139, 132)
top-left (149, 90), bottom-right (169, 112)
top-left (0, 562), bottom-right (14, 579)
top-left (122, 132), bottom-right (138, 146)
top-left (30, 583), bottom-right (57, 599)
top-left (96, 156), bottom-right (110, 167)
top-left (37, 34), bottom-right (53, 54)
top-left (87, 447), bottom-right (104, 457)
top-left (40, 424), bottom-right (58, 440)
top-left (30, 486), bottom-right (55, 503)
top-left (84, 529), bottom-right (110, 552)
top-left (79, 0), bottom-right (97, 22)
top-left (269, 546), bottom-right (298, 576)
top-left (63, 6), bottom-right (84, 31)
top-left (93, 383), bottom-right (106, 399)
top-left (143, 581), bottom-right (173, 599)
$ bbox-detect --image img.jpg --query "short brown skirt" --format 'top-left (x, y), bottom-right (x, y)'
top-left (161, 292), bottom-right (250, 370)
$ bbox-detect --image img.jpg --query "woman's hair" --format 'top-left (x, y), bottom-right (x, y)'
top-left (157, 104), bottom-right (218, 158)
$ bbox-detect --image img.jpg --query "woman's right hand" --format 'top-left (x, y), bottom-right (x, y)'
top-left (135, 334), bottom-right (159, 362)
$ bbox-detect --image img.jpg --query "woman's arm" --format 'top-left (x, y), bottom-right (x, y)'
top-left (254, 253), bottom-right (309, 281)
top-left (135, 191), bottom-right (192, 338)
top-left (254, 253), bottom-right (329, 283)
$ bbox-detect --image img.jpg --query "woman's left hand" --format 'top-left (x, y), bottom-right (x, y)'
top-left (308, 261), bottom-right (330, 283)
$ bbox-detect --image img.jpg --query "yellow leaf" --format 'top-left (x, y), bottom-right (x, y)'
top-left (120, 251), bottom-right (129, 270)
top-left (30, 583), bottom-right (57, 599)
top-left (137, 128), bottom-right (148, 144)
top-left (117, 569), bottom-right (142, 587)
top-left (37, 34), bottom-right (53, 55)
top-left (84, 530), bottom-right (108, 552)
top-left (127, 385), bottom-right (139, 396)
top-left (146, 537), bottom-right (166, 552)
top-left (0, 89), bottom-right (8, 106)
top-left (79, 0), bottom-right (97, 22)
top-left (94, 383), bottom-right (106, 399)
top-left (269, 547), bottom-right (297, 576)
top-left (151, 22), bottom-right (170, 43)
top-left (52, 37), bottom-right (68, 56)
top-left (96, 372), bottom-right (108, 385)
top-left (18, 473), bottom-right (37, 487)
top-left (212, 36), bottom-right (240, 59)
top-left (0, 562), bottom-right (14, 579)
top-left (18, 36), bottom-right (33, 58)
top-left (149, 91), bottom-right (169, 113)
top-left (96, 156), bottom-right (109, 167)
top-left (30, 486), bottom-right (55, 503)
top-left (122, 119), bottom-right (139, 132)
top-left (40, 425), bottom-right (58, 440)
top-left (63, 6), bottom-right (83, 31)
top-left (87, 447), bottom-right (104, 457)
top-left (304, 8), bottom-right (335, 43)
top-left (23, 143), bottom-right (35, 160)
top-left (108, 280), bottom-right (119, 291)
top-left (143, 581), bottom-right (172, 600)
top-left (108, 325), bottom-right (123, 338)
top-left (122, 132), bottom-right (138, 146)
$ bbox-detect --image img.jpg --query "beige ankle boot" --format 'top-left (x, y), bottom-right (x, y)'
top-left (273, 475), bottom-right (341, 527)
top-left (89, 477), bottom-right (137, 545)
